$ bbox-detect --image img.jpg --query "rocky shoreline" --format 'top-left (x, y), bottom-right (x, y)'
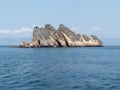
top-left (20, 24), bottom-right (103, 48)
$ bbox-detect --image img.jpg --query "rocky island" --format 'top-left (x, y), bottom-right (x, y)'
top-left (20, 24), bottom-right (103, 48)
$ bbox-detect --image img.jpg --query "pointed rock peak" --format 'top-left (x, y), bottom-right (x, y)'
top-left (34, 26), bottom-right (39, 29)
top-left (90, 35), bottom-right (98, 39)
top-left (59, 24), bottom-right (69, 29)
top-left (90, 35), bottom-right (102, 45)
top-left (33, 26), bottom-right (40, 32)
top-left (59, 24), bottom-right (65, 27)
top-left (44, 24), bottom-right (56, 30)
top-left (45, 24), bottom-right (53, 28)
top-left (58, 24), bottom-right (71, 32)
top-left (82, 35), bottom-right (90, 41)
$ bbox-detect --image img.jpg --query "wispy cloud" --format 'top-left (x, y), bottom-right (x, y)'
top-left (70, 26), bottom-right (104, 35)
top-left (0, 28), bottom-right (33, 38)
top-left (0, 28), bottom-right (33, 45)
top-left (91, 26), bottom-right (103, 31)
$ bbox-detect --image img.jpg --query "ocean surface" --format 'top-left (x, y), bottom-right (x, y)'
top-left (0, 46), bottom-right (120, 90)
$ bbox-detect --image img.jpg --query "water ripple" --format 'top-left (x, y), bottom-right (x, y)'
top-left (0, 46), bottom-right (120, 90)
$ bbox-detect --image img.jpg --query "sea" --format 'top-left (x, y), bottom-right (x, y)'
top-left (0, 46), bottom-right (120, 90)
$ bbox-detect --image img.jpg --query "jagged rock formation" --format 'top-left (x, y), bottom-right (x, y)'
top-left (20, 24), bottom-right (103, 48)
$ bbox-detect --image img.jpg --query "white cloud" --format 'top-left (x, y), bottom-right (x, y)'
top-left (91, 26), bottom-right (103, 31)
top-left (90, 26), bottom-right (120, 39)
top-left (70, 26), bottom-right (104, 35)
top-left (0, 28), bottom-right (33, 45)
top-left (0, 28), bottom-right (33, 38)
top-left (89, 26), bottom-right (105, 35)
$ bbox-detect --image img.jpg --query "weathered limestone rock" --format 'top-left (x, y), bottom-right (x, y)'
top-left (20, 41), bottom-right (33, 48)
top-left (20, 24), bottom-right (103, 48)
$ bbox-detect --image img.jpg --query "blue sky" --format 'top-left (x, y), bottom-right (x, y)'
top-left (0, 0), bottom-right (120, 45)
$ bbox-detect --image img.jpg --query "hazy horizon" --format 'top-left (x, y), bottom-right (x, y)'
top-left (0, 0), bottom-right (120, 45)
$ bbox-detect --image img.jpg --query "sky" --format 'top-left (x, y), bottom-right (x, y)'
top-left (0, 0), bottom-right (120, 45)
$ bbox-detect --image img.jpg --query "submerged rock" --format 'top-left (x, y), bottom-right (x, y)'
top-left (20, 24), bottom-right (103, 48)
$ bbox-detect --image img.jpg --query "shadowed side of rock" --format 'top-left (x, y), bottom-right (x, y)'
top-left (20, 24), bottom-right (103, 48)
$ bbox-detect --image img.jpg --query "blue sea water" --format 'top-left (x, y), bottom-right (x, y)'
top-left (0, 46), bottom-right (120, 90)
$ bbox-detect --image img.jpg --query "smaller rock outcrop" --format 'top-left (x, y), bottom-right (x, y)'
top-left (20, 24), bottom-right (103, 48)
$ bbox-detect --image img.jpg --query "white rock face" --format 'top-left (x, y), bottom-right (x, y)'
top-left (20, 24), bottom-right (103, 48)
